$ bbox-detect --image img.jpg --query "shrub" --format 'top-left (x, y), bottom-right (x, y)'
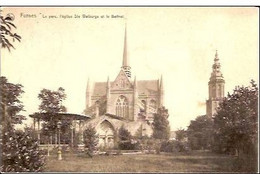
top-left (83, 125), bottom-right (98, 158)
top-left (160, 140), bottom-right (178, 153)
top-left (160, 140), bottom-right (190, 153)
top-left (118, 126), bottom-right (141, 150)
top-left (1, 124), bottom-right (46, 172)
top-left (118, 139), bottom-right (140, 150)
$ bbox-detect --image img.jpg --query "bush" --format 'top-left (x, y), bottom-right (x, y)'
top-left (118, 139), bottom-right (140, 150)
top-left (160, 140), bottom-right (178, 153)
top-left (83, 125), bottom-right (98, 158)
top-left (118, 126), bottom-right (141, 150)
top-left (1, 125), bottom-right (46, 172)
top-left (160, 140), bottom-right (190, 153)
top-left (137, 138), bottom-right (160, 153)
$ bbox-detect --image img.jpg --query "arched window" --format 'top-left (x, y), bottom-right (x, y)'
top-left (116, 95), bottom-right (129, 118)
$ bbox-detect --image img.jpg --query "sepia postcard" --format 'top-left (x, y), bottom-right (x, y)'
top-left (1, 7), bottom-right (259, 173)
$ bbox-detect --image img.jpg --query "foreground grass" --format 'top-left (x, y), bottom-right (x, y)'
top-left (44, 150), bottom-right (240, 172)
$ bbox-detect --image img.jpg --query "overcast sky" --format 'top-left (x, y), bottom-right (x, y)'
top-left (1, 7), bottom-right (259, 131)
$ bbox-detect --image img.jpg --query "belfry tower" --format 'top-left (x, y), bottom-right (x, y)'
top-left (206, 50), bottom-right (225, 118)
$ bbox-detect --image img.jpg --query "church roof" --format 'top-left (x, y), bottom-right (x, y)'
top-left (92, 80), bottom-right (159, 96)
top-left (137, 80), bottom-right (159, 95)
top-left (92, 82), bottom-right (107, 96)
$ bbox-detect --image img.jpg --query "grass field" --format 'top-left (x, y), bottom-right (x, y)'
top-left (43, 150), bottom-right (243, 172)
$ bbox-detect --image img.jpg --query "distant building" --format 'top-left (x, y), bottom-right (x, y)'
top-left (83, 27), bottom-right (164, 149)
top-left (206, 51), bottom-right (225, 118)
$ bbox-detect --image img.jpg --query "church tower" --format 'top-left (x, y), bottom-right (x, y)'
top-left (206, 50), bottom-right (225, 118)
top-left (121, 26), bottom-right (131, 78)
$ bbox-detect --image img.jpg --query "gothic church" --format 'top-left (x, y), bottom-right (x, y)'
top-left (83, 28), bottom-right (164, 149)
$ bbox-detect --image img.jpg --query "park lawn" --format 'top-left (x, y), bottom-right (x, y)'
top-left (43, 150), bottom-right (239, 172)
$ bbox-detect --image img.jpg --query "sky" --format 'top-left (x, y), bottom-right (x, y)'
top-left (1, 7), bottom-right (259, 131)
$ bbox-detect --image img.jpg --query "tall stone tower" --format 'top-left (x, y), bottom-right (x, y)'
top-left (206, 50), bottom-right (225, 118)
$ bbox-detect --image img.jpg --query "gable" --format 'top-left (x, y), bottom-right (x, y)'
top-left (111, 69), bottom-right (133, 90)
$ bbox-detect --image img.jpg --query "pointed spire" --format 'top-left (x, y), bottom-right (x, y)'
top-left (134, 76), bottom-right (137, 88)
top-left (211, 50), bottom-right (223, 77)
top-left (209, 50), bottom-right (224, 84)
top-left (122, 24), bottom-right (128, 67)
top-left (159, 75), bottom-right (164, 107)
top-left (106, 76), bottom-right (110, 98)
top-left (121, 23), bottom-right (131, 78)
top-left (86, 78), bottom-right (91, 110)
top-left (106, 76), bottom-right (110, 88)
top-left (86, 78), bottom-right (90, 92)
top-left (160, 75), bottom-right (164, 90)
top-left (214, 50), bottom-right (219, 61)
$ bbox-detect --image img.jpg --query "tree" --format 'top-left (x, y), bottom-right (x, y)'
top-left (38, 87), bottom-right (67, 113)
top-left (1, 22), bottom-right (45, 171)
top-left (175, 128), bottom-right (187, 142)
top-left (118, 125), bottom-right (132, 141)
top-left (83, 125), bottom-right (98, 157)
top-left (213, 80), bottom-right (258, 158)
top-left (0, 76), bottom-right (25, 125)
top-left (0, 77), bottom-right (45, 172)
top-left (37, 87), bottom-right (68, 143)
top-left (0, 12), bottom-right (21, 51)
top-left (118, 125), bottom-right (138, 150)
top-left (1, 127), bottom-right (46, 172)
top-left (152, 107), bottom-right (170, 140)
top-left (186, 115), bottom-right (213, 150)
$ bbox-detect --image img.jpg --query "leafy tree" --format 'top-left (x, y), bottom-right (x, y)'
top-left (1, 76), bottom-right (26, 170)
top-left (186, 115), bottom-right (213, 150)
top-left (152, 107), bottom-right (170, 140)
top-left (0, 12), bottom-right (21, 51)
top-left (175, 128), bottom-right (187, 142)
top-left (118, 125), bottom-right (138, 150)
top-left (0, 77), bottom-right (45, 172)
top-left (83, 125), bottom-right (98, 157)
top-left (1, 127), bottom-right (46, 172)
top-left (213, 80), bottom-right (258, 162)
top-left (37, 88), bottom-right (69, 143)
top-left (0, 76), bottom-right (25, 125)
top-left (38, 87), bottom-right (67, 113)
top-left (118, 125), bottom-right (131, 141)
top-left (161, 128), bottom-right (190, 153)
top-left (1, 25), bottom-right (44, 172)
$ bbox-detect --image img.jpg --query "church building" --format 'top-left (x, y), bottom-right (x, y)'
top-left (83, 28), bottom-right (164, 149)
top-left (206, 51), bottom-right (225, 118)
